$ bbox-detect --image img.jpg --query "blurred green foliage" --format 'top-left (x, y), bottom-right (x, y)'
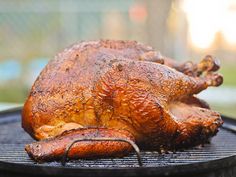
top-left (220, 63), bottom-right (236, 86)
top-left (0, 82), bottom-right (28, 103)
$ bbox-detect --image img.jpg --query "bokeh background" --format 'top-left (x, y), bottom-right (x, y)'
top-left (0, 0), bottom-right (235, 116)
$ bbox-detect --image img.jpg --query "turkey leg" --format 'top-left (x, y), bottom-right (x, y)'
top-left (163, 55), bottom-right (220, 77)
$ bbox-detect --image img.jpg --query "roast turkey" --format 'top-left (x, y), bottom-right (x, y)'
top-left (22, 40), bottom-right (223, 162)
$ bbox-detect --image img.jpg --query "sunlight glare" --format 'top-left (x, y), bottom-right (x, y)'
top-left (221, 5), bottom-right (236, 45)
top-left (182, 0), bottom-right (236, 48)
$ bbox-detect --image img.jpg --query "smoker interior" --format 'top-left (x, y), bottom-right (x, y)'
top-left (0, 108), bottom-right (236, 177)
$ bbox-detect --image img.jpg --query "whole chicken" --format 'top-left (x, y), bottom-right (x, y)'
top-left (22, 40), bottom-right (223, 162)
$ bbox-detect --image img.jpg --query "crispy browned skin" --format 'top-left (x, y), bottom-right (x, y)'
top-left (25, 128), bottom-right (134, 162)
top-left (22, 40), bottom-right (223, 162)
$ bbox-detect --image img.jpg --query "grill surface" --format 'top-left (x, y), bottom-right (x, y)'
top-left (0, 108), bottom-right (236, 177)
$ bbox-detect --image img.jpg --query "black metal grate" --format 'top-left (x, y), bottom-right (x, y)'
top-left (1, 108), bottom-right (236, 176)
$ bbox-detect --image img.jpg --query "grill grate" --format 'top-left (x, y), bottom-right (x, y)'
top-left (1, 108), bottom-right (236, 176)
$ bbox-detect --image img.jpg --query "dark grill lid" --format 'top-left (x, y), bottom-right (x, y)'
top-left (0, 107), bottom-right (236, 177)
